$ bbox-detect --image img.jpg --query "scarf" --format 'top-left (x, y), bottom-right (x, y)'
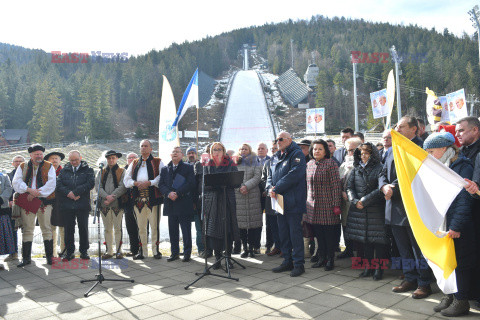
top-left (438, 147), bottom-right (456, 167)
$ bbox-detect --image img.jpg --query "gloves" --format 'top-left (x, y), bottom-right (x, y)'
top-left (333, 206), bottom-right (341, 215)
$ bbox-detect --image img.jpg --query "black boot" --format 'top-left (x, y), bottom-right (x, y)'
top-left (324, 258), bottom-right (334, 271)
top-left (17, 242), bottom-right (32, 268)
top-left (44, 240), bottom-right (53, 265)
top-left (240, 239), bottom-right (248, 258)
top-left (359, 267), bottom-right (374, 277)
top-left (372, 268), bottom-right (384, 281)
top-left (133, 246), bottom-right (145, 260)
top-left (212, 254), bottom-right (222, 270)
top-left (249, 246), bottom-right (255, 258)
top-left (233, 241), bottom-right (241, 254)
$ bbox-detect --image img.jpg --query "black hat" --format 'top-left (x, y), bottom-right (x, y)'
top-left (297, 139), bottom-right (312, 147)
top-left (104, 150), bottom-right (122, 158)
top-left (28, 144), bottom-right (45, 153)
top-left (44, 152), bottom-right (65, 161)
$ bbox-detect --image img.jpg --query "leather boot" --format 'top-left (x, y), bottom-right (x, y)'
top-left (212, 255), bottom-right (222, 270)
top-left (249, 245), bottom-right (255, 258)
top-left (17, 242), bottom-right (32, 268)
top-left (441, 296), bottom-right (470, 317)
top-left (372, 267), bottom-right (384, 281)
top-left (240, 239), bottom-right (248, 257)
top-left (44, 240), bottom-right (53, 265)
top-left (133, 246), bottom-right (145, 260)
top-left (359, 267), bottom-right (374, 278)
top-left (324, 258), bottom-right (334, 271)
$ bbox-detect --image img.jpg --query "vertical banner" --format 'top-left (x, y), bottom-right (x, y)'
top-left (439, 96), bottom-right (450, 123)
top-left (446, 89), bottom-right (467, 124)
top-left (370, 88), bottom-right (389, 119)
top-left (306, 108), bottom-right (325, 134)
top-left (385, 70), bottom-right (395, 129)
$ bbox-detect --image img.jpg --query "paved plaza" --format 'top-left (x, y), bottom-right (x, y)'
top-left (1, 253), bottom-right (479, 320)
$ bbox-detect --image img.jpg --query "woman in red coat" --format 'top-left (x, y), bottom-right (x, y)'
top-left (305, 139), bottom-right (342, 271)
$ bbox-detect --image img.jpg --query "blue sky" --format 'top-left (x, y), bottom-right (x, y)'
top-left (0, 0), bottom-right (478, 56)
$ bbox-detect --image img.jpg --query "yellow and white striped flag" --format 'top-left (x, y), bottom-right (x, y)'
top-left (391, 130), bottom-right (468, 294)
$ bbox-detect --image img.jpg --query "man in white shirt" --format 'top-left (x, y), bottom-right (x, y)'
top-left (124, 140), bottom-right (165, 259)
top-left (12, 144), bottom-right (56, 267)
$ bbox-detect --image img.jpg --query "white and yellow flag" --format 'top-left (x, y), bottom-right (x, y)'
top-left (391, 130), bottom-right (468, 294)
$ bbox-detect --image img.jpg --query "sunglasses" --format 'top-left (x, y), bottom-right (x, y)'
top-left (275, 138), bottom-right (285, 143)
top-left (212, 148), bottom-right (223, 152)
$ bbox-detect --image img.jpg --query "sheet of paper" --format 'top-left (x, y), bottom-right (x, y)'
top-left (271, 194), bottom-right (284, 215)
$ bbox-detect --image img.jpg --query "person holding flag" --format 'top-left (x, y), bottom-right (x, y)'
top-left (379, 116), bottom-right (433, 299)
top-left (422, 132), bottom-right (475, 317)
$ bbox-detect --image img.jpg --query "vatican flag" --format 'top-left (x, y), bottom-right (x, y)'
top-left (391, 130), bottom-right (469, 294)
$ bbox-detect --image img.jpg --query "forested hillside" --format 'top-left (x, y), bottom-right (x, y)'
top-left (0, 15), bottom-right (477, 140)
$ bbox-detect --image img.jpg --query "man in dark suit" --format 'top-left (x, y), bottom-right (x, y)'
top-left (379, 130), bottom-right (392, 164)
top-left (379, 116), bottom-right (431, 299)
top-left (158, 147), bottom-right (196, 262)
top-left (333, 127), bottom-right (354, 165)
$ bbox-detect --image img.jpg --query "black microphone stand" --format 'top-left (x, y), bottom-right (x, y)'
top-left (81, 163), bottom-right (134, 297)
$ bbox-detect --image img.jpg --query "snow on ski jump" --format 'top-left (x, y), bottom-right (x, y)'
top-left (220, 70), bottom-right (276, 151)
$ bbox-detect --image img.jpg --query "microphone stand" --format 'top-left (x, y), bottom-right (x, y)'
top-left (80, 163), bottom-right (134, 297)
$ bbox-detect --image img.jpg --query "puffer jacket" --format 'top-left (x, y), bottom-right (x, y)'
top-left (345, 144), bottom-right (387, 244)
top-left (234, 155), bottom-right (262, 229)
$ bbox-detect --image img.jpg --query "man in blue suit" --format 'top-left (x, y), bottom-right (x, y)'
top-left (266, 132), bottom-right (307, 277)
top-left (159, 147), bottom-right (196, 262)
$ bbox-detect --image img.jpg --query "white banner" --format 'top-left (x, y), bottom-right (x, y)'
top-left (370, 88), bottom-right (389, 119)
top-left (446, 89), bottom-right (467, 124)
top-left (306, 108), bottom-right (325, 134)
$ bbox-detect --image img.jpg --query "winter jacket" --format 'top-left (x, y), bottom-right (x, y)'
top-left (446, 154), bottom-right (476, 269)
top-left (202, 156), bottom-right (240, 241)
top-left (266, 141), bottom-right (307, 215)
top-left (345, 144), bottom-right (387, 244)
top-left (56, 161), bottom-right (95, 211)
top-left (305, 158), bottom-right (342, 225)
top-left (234, 155), bottom-right (262, 229)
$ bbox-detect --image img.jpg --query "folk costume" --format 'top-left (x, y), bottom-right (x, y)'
top-left (95, 151), bottom-right (127, 259)
top-left (12, 144), bottom-right (56, 266)
top-left (124, 154), bottom-right (164, 259)
top-left (44, 151), bottom-right (66, 258)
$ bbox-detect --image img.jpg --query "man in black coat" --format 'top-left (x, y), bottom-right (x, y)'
top-left (56, 150), bottom-right (95, 261)
top-left (379, 116), bottom-right (432, 299)
top-left (124, 152), bottom-right (140, 257)
top-left (159, 147), bottom-right (196, 262)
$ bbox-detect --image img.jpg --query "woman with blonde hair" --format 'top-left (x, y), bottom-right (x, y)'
top-left (234, 143), bottom-right (262, 258)
top-left (202, 142), bottom-right (240, 269)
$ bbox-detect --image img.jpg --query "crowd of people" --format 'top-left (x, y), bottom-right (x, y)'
top-left (1, 116), bottom-right (480, 317)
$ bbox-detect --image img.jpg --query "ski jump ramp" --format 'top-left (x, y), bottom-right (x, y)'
top-left (220, 70), bottom-right (276, 152)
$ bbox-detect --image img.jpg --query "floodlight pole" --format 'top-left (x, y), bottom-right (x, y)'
top-left (352, 57), bottom-right (359, 132)
top-left (390, 46), bottom-right (402, 122)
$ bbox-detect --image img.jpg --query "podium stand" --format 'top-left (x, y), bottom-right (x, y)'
top-left (185, 170), bottom-right (245, 289)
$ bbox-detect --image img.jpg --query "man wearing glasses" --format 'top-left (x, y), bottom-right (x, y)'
top-left (266, 132), bottom-right (307, 277)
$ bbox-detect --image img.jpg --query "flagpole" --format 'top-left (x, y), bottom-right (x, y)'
top-left (196, 106), bottom-right (199, 152)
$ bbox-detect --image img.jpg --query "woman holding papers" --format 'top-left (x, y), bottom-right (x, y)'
top-left (234, 144), bottom-right (262, 259)
top-left (305, 139), bottom-right (342, 271)
top-left (345, 142), bottom-right (387, 280)
top-left (423, 132), bottom-right (475, 317)
top-left (203, 142), bottom-right (240, 269)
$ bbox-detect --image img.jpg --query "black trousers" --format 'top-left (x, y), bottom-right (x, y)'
top-left (64, 209), bottom-right (89, 255)
top-left (363, 242), bottom-right (388, 260)
top-left (239, 227), bottom-right (261, 249)
top-left (313, 224), bottom-right (337, 261)
top-left (391, 225), bottom-right (432, 287)
top-left (208, 236), bottom-right (232, 258)
top-left (456, 268), bottom-right (474, 300)
top-left (265, 214), bottom-right (277, 248)
top-left (168, 214), bottom-right (192, 256)
top-left (124, 204), bottom-right (139, 254)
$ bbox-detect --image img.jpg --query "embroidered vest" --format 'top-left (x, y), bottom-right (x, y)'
top-left (20, 161), bottom-right (55, 202)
